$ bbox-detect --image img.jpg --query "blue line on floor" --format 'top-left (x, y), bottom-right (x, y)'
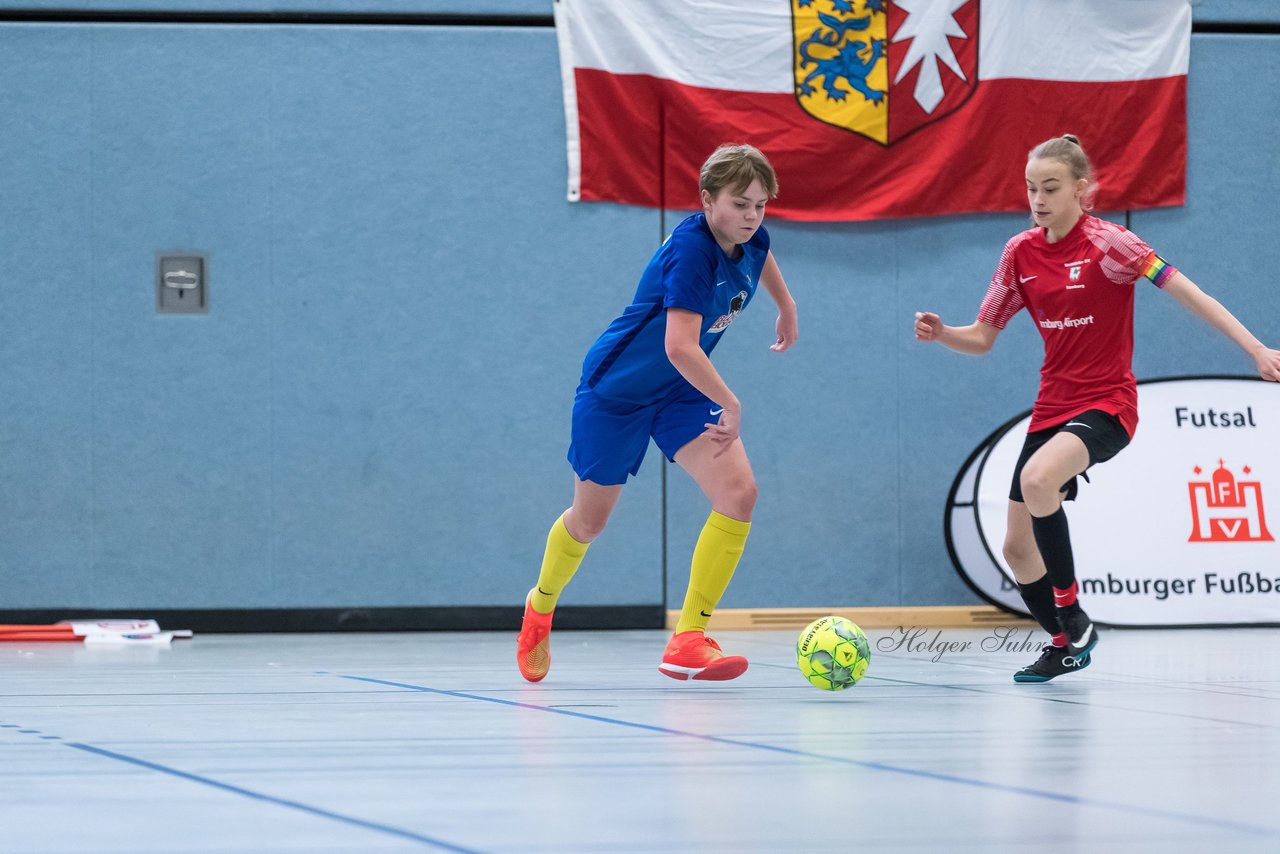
top-left (340, 674), bottom-right (1276, 839)
top-left (65, 742), bottom-right (485, 853)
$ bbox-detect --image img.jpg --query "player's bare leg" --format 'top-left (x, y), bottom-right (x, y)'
top-left (1019, 433), bottom-right (1089, 518)
top-left (1003, 501), bottom-right (1047, 586)
top-left (563, 477), bottom-right (624, 544)
top-left (675, 433), bottom-right (758, 523)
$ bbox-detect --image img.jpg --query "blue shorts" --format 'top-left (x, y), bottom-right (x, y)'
top-left (568, 385), bottom-right (718, 485)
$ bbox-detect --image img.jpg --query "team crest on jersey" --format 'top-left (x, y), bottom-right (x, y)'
top-left (708, 291), bottom-right (748, 334)
top-left (791, 0), bottom-right (979, 145)
top-left (1065, 259), bottom-right (1090, 286)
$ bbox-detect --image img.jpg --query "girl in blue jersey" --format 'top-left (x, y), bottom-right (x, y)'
top-left (517, 144), bottom-right (799, 682)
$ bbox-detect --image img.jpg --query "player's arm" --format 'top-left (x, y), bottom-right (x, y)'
top-left (759, 251), bottom-right (798, 352)
top-left (914, 312), bottom-right (1001, 355)
top-left (665, 308), bottom-right (740, 450)
top-left (1163, 272), bottom-right (1280, 381)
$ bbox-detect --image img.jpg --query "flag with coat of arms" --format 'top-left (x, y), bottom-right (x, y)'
top-left (554, 0), bottom-right (1190, 222)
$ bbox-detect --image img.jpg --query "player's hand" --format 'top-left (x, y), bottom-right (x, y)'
top-left (771, 309), bottom-right (798, 352)
top-left (1254, 345), bottom-right (1280, 381)
top-left (914, 311), bottom-right (942, 342)
top-left (704, 407), bottom-right (741, 457)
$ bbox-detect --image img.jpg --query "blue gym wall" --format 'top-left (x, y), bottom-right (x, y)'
top-left (0, 1), bottom-right (1276, 622)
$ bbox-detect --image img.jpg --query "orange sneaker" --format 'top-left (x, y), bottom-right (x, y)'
top-left (516, 590), bottom-right (554, 682)
top-left (658, 631), bottom-right (748, 681)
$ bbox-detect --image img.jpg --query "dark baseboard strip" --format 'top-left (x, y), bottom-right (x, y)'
top-left (0, 605), bottom-right (666, 633)
top-left (0, 10), bottom-right (554, 27)
top-left (1194, 21), bottom-right (1280, 35)
top-left (1, 10), bottom-right (1274, 33)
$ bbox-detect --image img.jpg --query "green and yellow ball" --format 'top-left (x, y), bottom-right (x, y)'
top-left (796, 616), bottom-right (870, 691)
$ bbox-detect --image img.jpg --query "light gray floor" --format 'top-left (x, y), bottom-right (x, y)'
top-left (2, 626), bottom-right (1278, 853)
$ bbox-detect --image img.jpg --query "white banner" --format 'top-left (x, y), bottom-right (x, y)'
top-left (947, 377), bottom-right (1280, 626)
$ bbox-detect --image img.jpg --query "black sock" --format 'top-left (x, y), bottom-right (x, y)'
top-left (1030, 507), bottom-right (1076, 594)
top-left (1017, 576), bottom-right (1062, 639)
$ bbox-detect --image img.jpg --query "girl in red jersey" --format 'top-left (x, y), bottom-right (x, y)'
top-left (915, 135), bottom-right (1280, 683)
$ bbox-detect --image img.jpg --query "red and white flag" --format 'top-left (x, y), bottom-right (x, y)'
top-left (555, 0), bottom-right (1189, 221)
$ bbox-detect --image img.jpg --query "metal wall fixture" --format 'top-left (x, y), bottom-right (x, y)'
top-left (157, 255), bottom-right (208, 314)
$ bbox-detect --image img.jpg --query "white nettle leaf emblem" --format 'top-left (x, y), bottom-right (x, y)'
top-left (893, 0), bottom-right (971, 114)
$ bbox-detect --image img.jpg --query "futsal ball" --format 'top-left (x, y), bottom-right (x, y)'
top-left (796, 616), bottom-right (870, 691)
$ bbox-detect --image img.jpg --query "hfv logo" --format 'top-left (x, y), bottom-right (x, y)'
top-left (1187, 460), bottom-right (1274, 542)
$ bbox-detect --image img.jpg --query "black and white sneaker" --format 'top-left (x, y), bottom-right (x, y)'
top-left (1013, 645), bottom-right (1091, 683)
top-left (1058, 605), bottom-right (1099, 662)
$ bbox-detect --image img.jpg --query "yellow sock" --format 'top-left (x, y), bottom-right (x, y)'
top-left (529, 512), bottom-right (590, 614)
top-left (675, 511), bottom-right (751, 634)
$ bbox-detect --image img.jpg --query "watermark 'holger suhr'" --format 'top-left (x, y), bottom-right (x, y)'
top-left (876, 626), bottom-right (1045, 662)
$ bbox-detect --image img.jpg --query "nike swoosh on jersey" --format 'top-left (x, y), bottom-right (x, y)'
top-left (709, 407), bottom-right (725, 416)
top-left (715, 281), bottom-right (728, 287)
top-left (1019, 275), bottom-right (1037, 283)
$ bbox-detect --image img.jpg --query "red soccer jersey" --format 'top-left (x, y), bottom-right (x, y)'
top-left (977, 214), bottom-right (1177, 436)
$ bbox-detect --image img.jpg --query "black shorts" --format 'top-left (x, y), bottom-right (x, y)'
top-left (1008, 409), bottom-right (1130, 503)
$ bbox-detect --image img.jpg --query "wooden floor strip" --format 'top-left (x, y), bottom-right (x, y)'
top-left (667, 605), bottom-right (1034, 631)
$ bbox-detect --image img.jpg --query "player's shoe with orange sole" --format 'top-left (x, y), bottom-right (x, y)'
top-left (516, 590), bottom-right (553, 682)
top-left (658, 631), bottom-right (748, 681)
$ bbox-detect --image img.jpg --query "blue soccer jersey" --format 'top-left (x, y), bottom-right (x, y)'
top-left (580, 213), bottom-right (770, 405)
